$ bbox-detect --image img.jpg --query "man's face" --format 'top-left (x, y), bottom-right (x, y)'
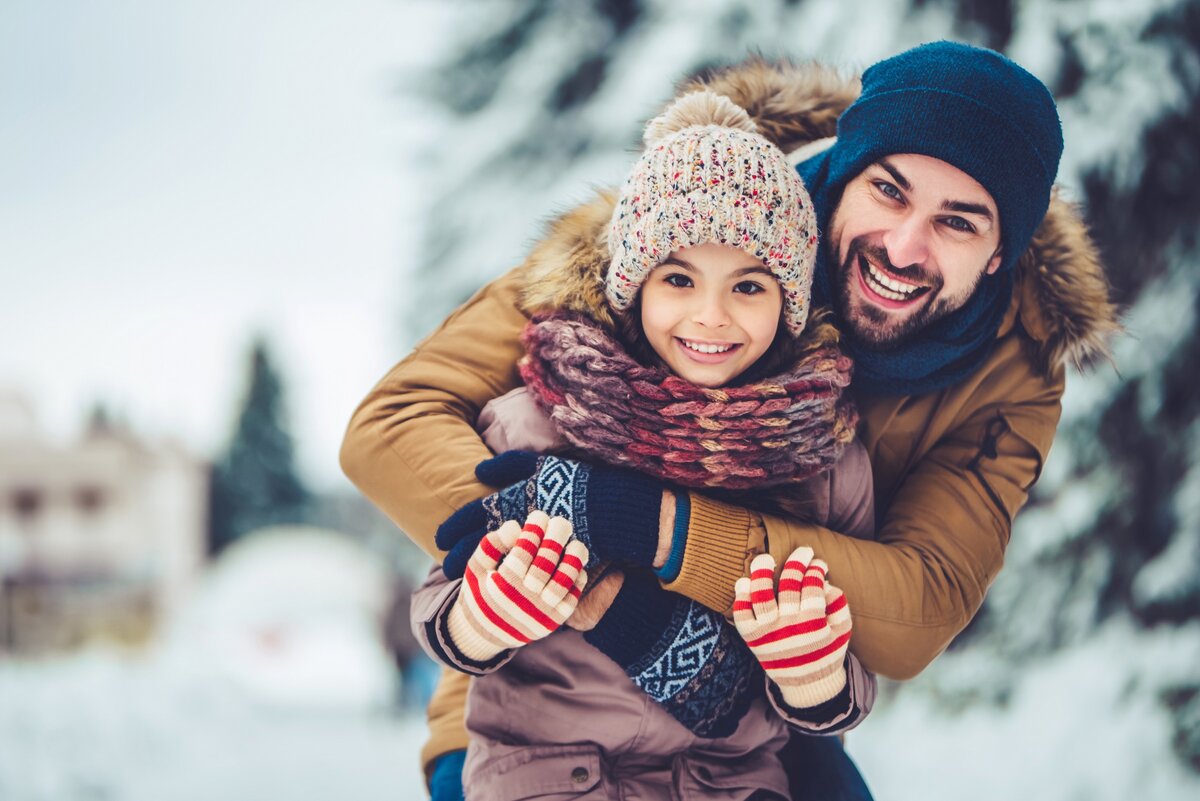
top-left (827, 153), bottom-right (1002, 349)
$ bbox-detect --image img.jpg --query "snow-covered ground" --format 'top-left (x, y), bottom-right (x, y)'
top-left (852, 619), bottom-right (1200, 799)
top-left (6, 615), bottom-right (1198, 800)
top-left (0, 528), bottom-right (430, 801)
top-left (0, 650), bottom-right (428, 801)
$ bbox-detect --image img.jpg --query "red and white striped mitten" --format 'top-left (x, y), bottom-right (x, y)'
top-left (446, 512), bottom-right (588, 662)
top-left (733, 546), bottom-right (852, 709)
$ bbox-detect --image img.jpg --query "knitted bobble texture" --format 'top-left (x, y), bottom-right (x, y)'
top-left (642, 90), bottom-right (758, 147)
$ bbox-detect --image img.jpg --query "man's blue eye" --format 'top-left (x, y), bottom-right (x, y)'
top-left (876, 181), bottom-right (902, 200)
top-left (944, 217), bottom-right (975, 233)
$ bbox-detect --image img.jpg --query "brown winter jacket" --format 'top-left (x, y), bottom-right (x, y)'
top-left (340, 59), bottom-right (1119, 778)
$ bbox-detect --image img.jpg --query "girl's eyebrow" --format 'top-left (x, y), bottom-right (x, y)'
top-left (734, 266), bottom-right (774, 277)
top-left (660, 259), bottom-right (771, 276)
top-left (659, 257), bottom-right (695, 270)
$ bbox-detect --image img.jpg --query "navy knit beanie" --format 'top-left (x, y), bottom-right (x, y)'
top-left (821, 40), bottom-right (1063, 275)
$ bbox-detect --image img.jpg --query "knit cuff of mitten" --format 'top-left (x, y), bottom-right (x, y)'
top-left (587, 468), bottom-right (663, 568)
top-left (654, 491), bottom-right (690, 582)
top-left (662, 494), bottom-right (755, 613)
top-left (445, 598), bottom-right (511, 663)
top-left (768, 674), bottom-right (854, 729)
top-left (774, 662), bottom-right (849, 711)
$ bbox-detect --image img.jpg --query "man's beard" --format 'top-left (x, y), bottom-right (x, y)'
top-left (834, 237), bottom-right (984, 350)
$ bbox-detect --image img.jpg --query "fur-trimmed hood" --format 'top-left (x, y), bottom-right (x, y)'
top-left (517, 58), bottom-right (1119, 377)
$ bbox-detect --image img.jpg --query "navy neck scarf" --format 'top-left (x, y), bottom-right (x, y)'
top-left (798, 150), bottom-right (1012, 397)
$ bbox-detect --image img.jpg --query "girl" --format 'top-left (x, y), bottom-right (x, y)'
top-left (412, 91), bottom-right (876, 801)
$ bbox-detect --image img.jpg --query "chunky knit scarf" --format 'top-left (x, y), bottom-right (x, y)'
top-left (518, 313), bottom-right (857, 491)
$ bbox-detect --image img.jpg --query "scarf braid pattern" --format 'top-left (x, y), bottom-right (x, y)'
top-left (519, 313), bottom-right (857, 491)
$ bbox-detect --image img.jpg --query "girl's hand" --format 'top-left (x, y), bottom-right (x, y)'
top-left (445, 512), bottom-right (588, 662)
top-left (733, 547), bottom-right (852, 709)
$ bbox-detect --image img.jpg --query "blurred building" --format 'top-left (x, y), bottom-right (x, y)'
top-left (0, 392), bottom-right (207, 652)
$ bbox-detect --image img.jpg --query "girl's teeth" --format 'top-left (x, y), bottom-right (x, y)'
top-left (682, 340), bottom-right (733, 354)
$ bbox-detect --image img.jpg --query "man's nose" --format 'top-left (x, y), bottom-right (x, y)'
top-left (881, 216), bottom-right (930, 270)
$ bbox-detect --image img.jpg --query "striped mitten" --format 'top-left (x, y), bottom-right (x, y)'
top-left (445, 512), bottom-right (589, 662)
top-left (733, 547), bottom-right (852, 709)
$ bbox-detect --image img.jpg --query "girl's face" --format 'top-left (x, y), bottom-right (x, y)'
top-left (639, 242), bottom-right (783, 388)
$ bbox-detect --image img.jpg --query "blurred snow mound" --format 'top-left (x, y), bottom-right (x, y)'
top-left (165, 526), bottom-right (397, 712)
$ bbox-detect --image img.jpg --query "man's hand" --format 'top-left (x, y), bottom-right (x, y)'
top-left (733, 547), bottom-right (852, 709)
top-left (445, 512), bottom-right (589, 662)
top-left (435, 451), bottom-right (663, 579)
top-left (564, 567), bottom-right (625, 632)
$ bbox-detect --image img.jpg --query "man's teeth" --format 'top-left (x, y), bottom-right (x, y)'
top-left (865, 260), bottom-right (922, 301)
top-left (681, 340), bottom-right (733, 354)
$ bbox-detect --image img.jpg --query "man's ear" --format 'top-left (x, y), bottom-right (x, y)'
top-left (985, 247), bottom-right (1002, 276)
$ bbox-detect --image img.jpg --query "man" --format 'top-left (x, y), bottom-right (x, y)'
top-left (342, 41), bottom-right (1117, 798)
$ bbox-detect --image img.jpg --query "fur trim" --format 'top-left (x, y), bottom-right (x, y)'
top-left (517, 190), bottom-right (619, 330)
top-left (679, 57), bottom-right (859, 154)
top-left (1018, 191), bottom-right (1121, 372)
top-left (518, 59), bottom-right (1119, 378)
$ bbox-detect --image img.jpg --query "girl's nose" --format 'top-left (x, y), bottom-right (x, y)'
top-left (692, 292), bottom-right (731, 328)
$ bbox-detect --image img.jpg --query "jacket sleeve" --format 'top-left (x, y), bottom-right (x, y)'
top-left (664, 341), bottom-right (1065, 680)
top-left (420, 667), bottom-right (470, 783)
top-left (339, 268), bottom-right (531, 558)
top-left (766, 652), bottom-right (876, 735)
top-left (411, 566), bottom-right (519, 676)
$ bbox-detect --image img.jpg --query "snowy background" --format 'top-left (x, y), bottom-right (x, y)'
top-left (3, 0), bottom-right (1199, 799)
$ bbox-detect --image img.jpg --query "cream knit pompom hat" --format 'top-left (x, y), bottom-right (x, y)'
top-left (606, 90), bottom-right (818, 336)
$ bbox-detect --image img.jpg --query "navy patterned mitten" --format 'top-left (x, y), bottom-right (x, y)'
top-left (583, 568), bottom-right (760, 738)
top-left (436, 451), bottom-right (663, 579)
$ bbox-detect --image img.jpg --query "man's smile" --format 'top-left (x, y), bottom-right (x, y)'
top-left (855, 253), bottom-right (931, 309)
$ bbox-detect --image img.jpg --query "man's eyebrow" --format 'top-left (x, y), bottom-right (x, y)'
top-left (876, 159), bottom-right (995, 222)
top-left (876, 159), bottom-right (911, 191)
top-left (942, 200), bottom-right (994, 221)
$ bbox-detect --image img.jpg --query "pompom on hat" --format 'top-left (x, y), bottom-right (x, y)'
top-left (606, 91), bottom-right (818, 336)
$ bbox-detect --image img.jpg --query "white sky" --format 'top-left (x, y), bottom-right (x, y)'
top-left (1, 0), bottom-right (456, 489)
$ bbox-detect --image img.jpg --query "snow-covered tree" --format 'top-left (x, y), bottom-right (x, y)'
top-left (208, 337), bottom-right (310, 553)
